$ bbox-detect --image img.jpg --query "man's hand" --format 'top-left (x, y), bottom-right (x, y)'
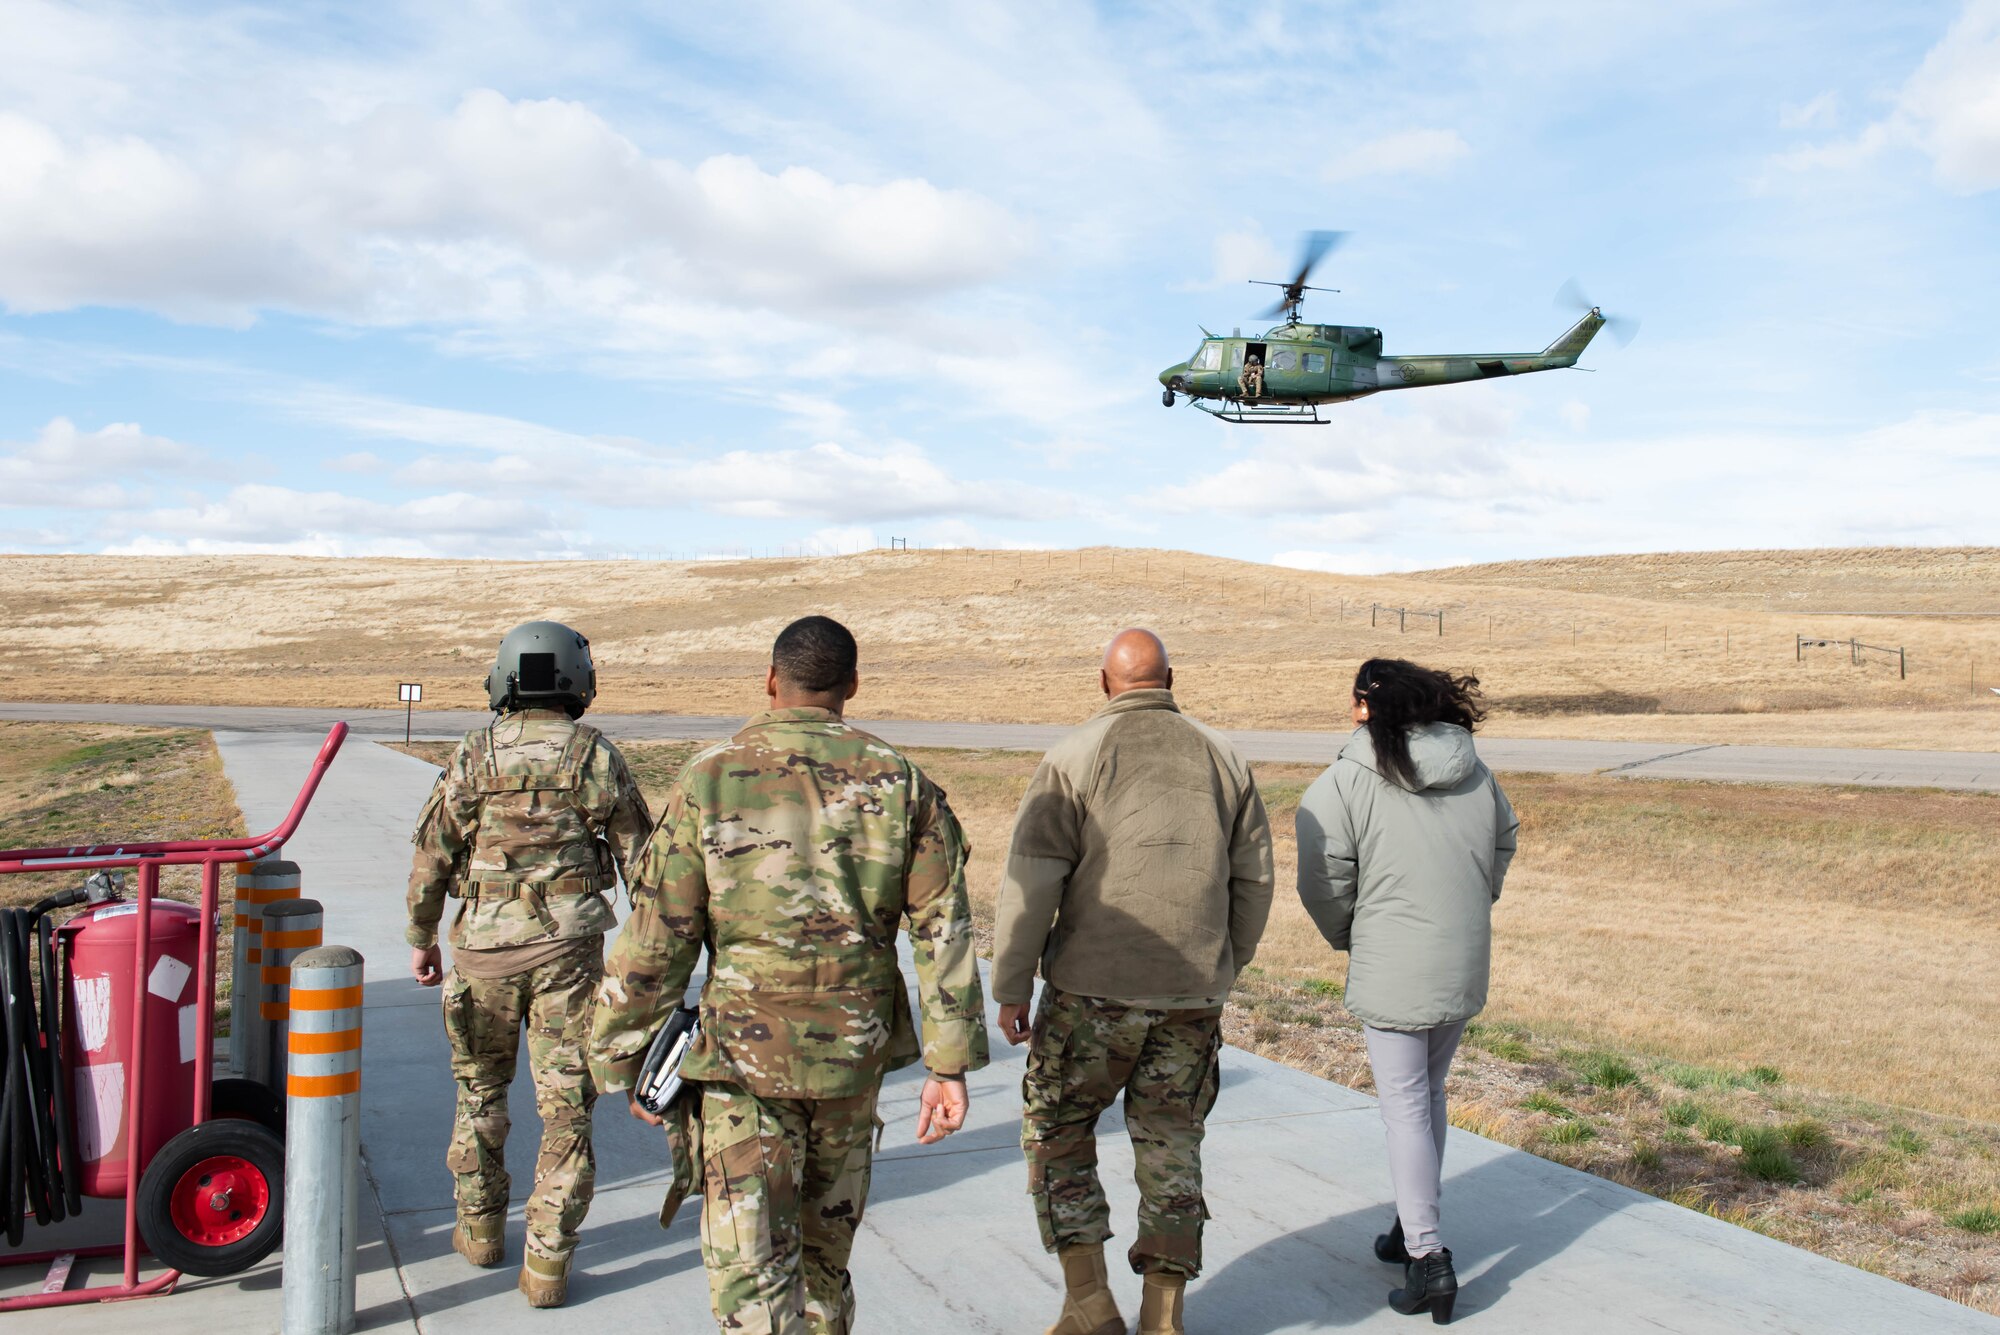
top-left (916, 1074), bottom-right (968, 1145)
top-left (625, 1091), bottom-right (664, 1128)
top-left (998, 1002), bottom-right (1032, 1046)
top-left (410, 945), bottom-right (443, 987)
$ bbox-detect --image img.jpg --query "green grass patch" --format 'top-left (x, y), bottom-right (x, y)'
top-left (1885, 1127), bottom-right (1925, 1155)
top-left (1630, 1141), bottom-right (1663, 1172)
top-left (1946, 1205), bottom-right (2000, 1234)
top-left (1735, 1127), bottom-right (1802, 1183)
top-left (1780, 1119), bottom-right (1830, 1151)
top-left (1571, 1051), bottom-right (1639, 1090)
top-left (1521, 1092), bottom-right (1573, 1119)
top-left (1696, 1111), bottom-right (1739, 1144)
top-left (1542, 1120), bottom-right (1597, 1146)
top-left (1659, 1061), bottom-right (1784, 1092)
top-left (1300, 977), bottom-right (1344, 999)
top-left (1664, 1099), bottom-right (1702, 1128)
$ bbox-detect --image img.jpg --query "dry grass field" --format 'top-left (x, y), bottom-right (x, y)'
top-left (0, 724), bottom-right (246, 1013)
top-left (4, 547), bottom-right (1997, 750)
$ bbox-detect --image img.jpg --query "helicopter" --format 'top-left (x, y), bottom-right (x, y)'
top-left (1158, 232), bottom-right (1636, 424)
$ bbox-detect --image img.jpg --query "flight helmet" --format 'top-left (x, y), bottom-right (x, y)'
top-left (486, 621), bottom-right (597, 717)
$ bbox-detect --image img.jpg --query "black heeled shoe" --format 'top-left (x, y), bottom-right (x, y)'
top-left (1388, 1248), bottom-right (1457, 1324)
top-left (1374, 1216), bottom-right (1409, 1264)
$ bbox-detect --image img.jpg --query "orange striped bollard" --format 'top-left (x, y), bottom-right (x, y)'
top-left (261, 898), bottom-right (324, 1090)
top-left (283, 945), bottom-right (362, 1335)
top-left (232, 857), bottom-right (300, 1082)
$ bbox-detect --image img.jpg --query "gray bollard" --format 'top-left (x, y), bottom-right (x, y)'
top-left (232, 856), bottom-right (300, 1081)
top-left (261, 898), bottom-right (325, 1086)
top-left (283, 945), bottom-right (363, 1335)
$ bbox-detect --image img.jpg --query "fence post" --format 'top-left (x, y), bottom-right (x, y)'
top-left (1400, 608), bottom-right (1407, 633)
top-left (1371, 603), bottom-right (1378, 628)
top-left (1438, 611), bottom-right (1444, 637)
top-left (262, 899), bottom-right (324, 1090)
top-left (232, 857), bottom-right (300, 1083)
top-left (1796, 634), bottom-right (1802, 663)
top-left (283, 945), bottom-right (363, 1335)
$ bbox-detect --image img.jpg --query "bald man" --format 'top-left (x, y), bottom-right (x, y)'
top-left (993, 629), bottom-right (1274, 1335)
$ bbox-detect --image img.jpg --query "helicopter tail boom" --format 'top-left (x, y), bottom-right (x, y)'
top-left (1372, 309), bottom-right (1607, 392)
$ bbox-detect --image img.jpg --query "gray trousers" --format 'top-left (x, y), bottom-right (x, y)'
top-left (1362, 1019), bottom-right (1467, 1257)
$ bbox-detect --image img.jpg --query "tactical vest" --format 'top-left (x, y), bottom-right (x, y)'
top-left (460, 717), bottom-right (618, 900)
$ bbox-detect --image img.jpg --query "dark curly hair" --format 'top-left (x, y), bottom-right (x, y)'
top-left (1354, 658), bottom-right (1487, 789)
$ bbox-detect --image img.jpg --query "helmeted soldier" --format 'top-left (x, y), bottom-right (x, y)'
top-left (589, 614), bottom-right (989, 1333)
top-left (406, 620), bottom-right (652, 1308)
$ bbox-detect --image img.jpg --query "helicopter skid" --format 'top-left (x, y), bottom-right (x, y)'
top-left (1192, 398), bottom-right (1332, 425)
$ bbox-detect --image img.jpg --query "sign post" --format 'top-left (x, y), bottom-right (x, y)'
top-left (397, 683), bottom-right (422, 744)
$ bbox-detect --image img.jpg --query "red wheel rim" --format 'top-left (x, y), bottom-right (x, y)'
top-left (167, 1154), bottom-right (270, 1247)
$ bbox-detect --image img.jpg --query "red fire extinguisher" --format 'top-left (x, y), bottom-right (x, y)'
top-left (60, 900), bottom-right (203, 1199)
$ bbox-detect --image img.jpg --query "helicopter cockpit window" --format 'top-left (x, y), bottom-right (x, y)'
top-left (1268, 349), bottom-right (1298, 373)
top-left (1303, 352), bottom-right (1327, 373)
top-left (1227, 344), bottom-right (1244, 369)
top-left (1191, 343), bottom-right (1222, 371)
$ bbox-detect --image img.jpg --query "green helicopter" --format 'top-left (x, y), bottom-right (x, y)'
top-left (1158, 232), bottom-right (1636, 424)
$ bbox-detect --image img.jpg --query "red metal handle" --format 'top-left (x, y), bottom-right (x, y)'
top-left (0, 722), bottom-right (348, 870)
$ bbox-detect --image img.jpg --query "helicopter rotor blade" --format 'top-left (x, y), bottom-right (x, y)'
top-left (1293, 230), bottom-right (1347, 288)
top-left (1556, 277), bottom-right (1640, 348)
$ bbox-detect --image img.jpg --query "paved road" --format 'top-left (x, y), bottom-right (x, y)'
top-left (4, 700), bottom-right (1998, 790)
top-left (7, 731), bottom-right (1996, 1332)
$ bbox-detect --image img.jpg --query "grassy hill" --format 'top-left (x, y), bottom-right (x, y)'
top-left (4, 547), bottom-right (1996, 748)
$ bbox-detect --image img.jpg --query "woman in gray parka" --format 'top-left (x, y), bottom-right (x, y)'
top-left (1295, 659), bottom-right (1518, 1326)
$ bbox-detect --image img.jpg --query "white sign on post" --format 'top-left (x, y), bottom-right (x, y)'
top-left (398, 682), bottom-right (423, 744)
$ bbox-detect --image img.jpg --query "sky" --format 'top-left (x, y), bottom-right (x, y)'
top-left (1, 0), bottom-right (1996, 570)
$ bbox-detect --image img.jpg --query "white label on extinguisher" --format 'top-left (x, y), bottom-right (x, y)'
top-left (148, 954), bottom-right (191, 1003)
top-left (179, 1003), bottom-right (199, 1063)
top-left (75, 1064), bottom-right (125, 1163)
top-left (75, 975), bottom-right (114, 1053)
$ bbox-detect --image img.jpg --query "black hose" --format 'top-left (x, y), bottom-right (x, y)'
top-left (0, 897), bottom-right (80, 1244)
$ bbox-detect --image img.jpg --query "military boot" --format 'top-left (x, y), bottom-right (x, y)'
top-left (1138, 1272), bottom-right (1187, 1334)
top-left (451, 1212), bottom-right (504, 1268)
top-left (1045, 1244), bottom-right (1124, 1335)
top-left (518, 1250), bottom-right (570, 1309)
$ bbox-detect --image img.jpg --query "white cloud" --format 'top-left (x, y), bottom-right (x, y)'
top-left (0, 417), bottom-right (209, 509)
top-left (0, 90), bottom-right (1027, 324)
top-left (1324, 129), bottom-right (1470, 185)
top-left (1768, 2), bottom-right (2000, 192)
top-left (1144, 393), bottom-right (1559, 518)
top-left (103, 483), bottom-right (569, 559)
top-left (1898, 0), bottom-right (2000, 191)
top-left (1177, 225), bottom-right (1287, 291)
top-left (1779, 92), bottom-right (1839, 131)
top-left (656, 442), bottom-right (1071, 523)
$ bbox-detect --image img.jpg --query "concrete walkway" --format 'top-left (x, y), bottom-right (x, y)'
top-left (8, 731), bottom-right (1996, 1332)
top-left (4, 701), bottom-right (1999, 790)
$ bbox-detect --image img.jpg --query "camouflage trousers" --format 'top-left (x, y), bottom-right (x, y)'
top-left (698, 1082), bottom-right (880, 1335)
top-left (1021, 987), bottom-right (1224, 1278)
top-left (441, 947), bottom-right (602, 1264)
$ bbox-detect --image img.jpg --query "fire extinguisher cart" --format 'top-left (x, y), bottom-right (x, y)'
top-left (0, 722), bottom-right (347, 1312)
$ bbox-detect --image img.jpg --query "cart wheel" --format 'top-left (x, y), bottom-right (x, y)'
top-left (136, 1120), bottom-right (284, 1276)
top-left (211, 1077), bottom-right (286, 1137)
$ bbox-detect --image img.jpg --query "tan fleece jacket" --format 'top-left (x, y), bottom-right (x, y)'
top-left (991, 689), bottom-right (1276, 1006)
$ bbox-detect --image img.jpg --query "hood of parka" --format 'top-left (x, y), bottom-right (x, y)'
top-left (1339, 721), bottom-right (1479, 792)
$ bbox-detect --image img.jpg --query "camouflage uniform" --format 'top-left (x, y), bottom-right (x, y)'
top-left (1022, 988), bottom-right (1223, 1278)
top-left (589, 706), bottom-right (989, 1334)
top-left (407, 707), bottom-right (652, 1269)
